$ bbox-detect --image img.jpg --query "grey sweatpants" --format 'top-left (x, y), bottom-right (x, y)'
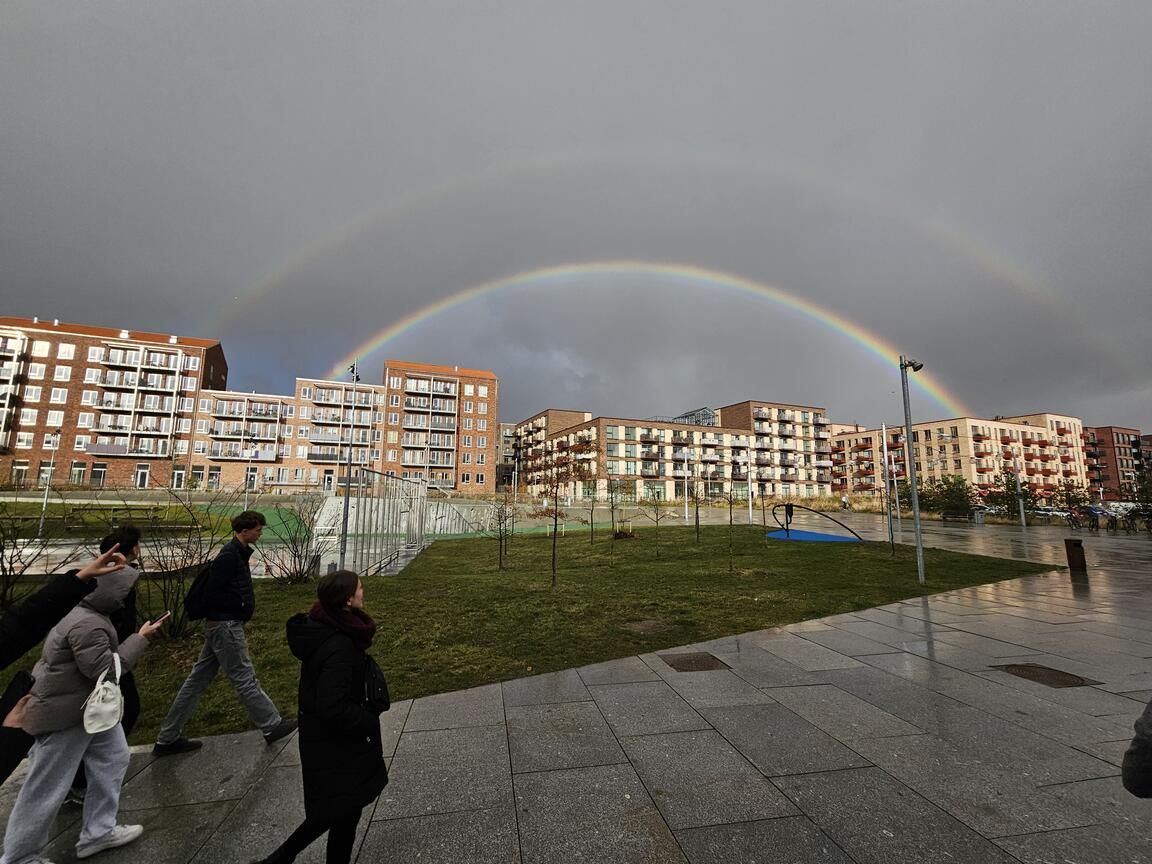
top-left (0, 723), bottom-right (129, 864)
top-left (156, 619), bottom-right (281, 744)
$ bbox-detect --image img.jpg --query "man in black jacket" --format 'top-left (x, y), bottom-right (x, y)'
top-left (153, 511), bottom-right (295, 756)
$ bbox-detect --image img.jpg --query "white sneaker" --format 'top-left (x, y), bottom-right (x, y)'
top-left (76, 824), bottom-right (144, 859)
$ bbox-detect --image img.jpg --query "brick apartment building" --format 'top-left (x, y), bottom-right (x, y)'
top-left (513, 401), bottom-right (833, 500)
top-left (831, 413), bottom-right (1089, 499)
top-left (0, 318), bottom-right (498, 494)
top-left (1083, 425), bottom-right (1143, 501)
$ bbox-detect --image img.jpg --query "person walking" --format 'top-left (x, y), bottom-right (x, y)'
top-left (0, 545), bottom-right (129, 786)
top-left (154, 511), bottom-right (295, 756)
top-left (0, 556), bottom-right (166, 863)
top-left (252, 570), bottom-right (389, 864)
top-left (68, 527), bottom-right (145, 804)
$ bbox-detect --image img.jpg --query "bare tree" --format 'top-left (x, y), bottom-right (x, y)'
top-left (488, 489), bottom-right (518, 570)
top-left (259, 488), bottom-right (336, 584)
top-left (636, 495), bottom-right (675, 557)
top-left (0, 492), bottom-right (89, 610)
top-left (526, 433), bottom-right (595, 586)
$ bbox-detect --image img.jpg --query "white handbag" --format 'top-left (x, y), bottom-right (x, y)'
top-left (82, 653), bottom-right (123, 734)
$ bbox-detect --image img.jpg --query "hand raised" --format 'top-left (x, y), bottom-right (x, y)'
top-left (76, 544), bottom-right (128, 581)
top-left (139, 610), bottom-right (171, 640)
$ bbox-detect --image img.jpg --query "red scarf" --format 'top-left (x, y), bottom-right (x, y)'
top-left (308, 601), bottom-right (377, 650)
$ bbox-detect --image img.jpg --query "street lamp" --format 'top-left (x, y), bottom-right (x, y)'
top-left (338, 361), bottom-right (360, 570)
top-left (37, 429), bottom-right (62, 537)
top-left (899, 356), bottom-right (926, 585)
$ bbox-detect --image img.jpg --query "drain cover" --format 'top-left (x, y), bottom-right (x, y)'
top-left (659, 652), bottom-right (730, 672)
top-left (990, 664), bottom-right (1101, 688)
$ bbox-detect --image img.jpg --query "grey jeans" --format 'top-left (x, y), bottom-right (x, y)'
top-left (0, 724), bottom-right (129, 864)
top-left (156, 619), bottom-right (281, 744)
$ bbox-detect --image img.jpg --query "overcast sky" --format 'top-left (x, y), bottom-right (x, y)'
top-left (2, 2), bottom-right (1149, 429)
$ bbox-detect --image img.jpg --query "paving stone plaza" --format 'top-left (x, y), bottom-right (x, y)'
top-left (3, 517), bottom-right (1151, 863)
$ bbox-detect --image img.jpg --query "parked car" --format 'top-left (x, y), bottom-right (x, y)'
top-left (1029, 506), bottom-right (1069, 519)
top-left (971, 504), bottom-right (1005, 515)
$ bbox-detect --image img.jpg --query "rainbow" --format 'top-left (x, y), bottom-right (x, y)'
top-left (326, 260), bottom-right (969, 416)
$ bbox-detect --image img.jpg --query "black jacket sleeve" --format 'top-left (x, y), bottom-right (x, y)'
top-left (0, 571), bottom-right (95, 671)
top-left (313, 642), bottom-right (377, 737)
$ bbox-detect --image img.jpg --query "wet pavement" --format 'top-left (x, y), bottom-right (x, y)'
top-left (3, 523), bottom-right (1152, 863)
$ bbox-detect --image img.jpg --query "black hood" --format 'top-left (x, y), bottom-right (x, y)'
top-left (286, 612), bottom-right (340, 662)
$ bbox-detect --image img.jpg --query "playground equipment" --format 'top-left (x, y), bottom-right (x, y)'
top-left (767, 503), bottom-right (865, 543)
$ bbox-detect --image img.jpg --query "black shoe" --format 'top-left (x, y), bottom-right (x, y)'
top-left (152, 737), bottom-right (203, 757)
top-left (263, 718), bottom-right (297, 744)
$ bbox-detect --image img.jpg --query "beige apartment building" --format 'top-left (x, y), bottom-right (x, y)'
top-left (0, 318), bottom-right (498, 494)
top-left (514, 401), bottom-right (833, 500)
top-left (832, 412), bottom-right (1089, 498)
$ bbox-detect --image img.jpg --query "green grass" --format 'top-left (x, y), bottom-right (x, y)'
top-left (4, 525), bottom-right (1053, 744)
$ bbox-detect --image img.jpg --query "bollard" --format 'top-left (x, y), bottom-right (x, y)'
top-left (1064, 537), bottom-right (1087, 572)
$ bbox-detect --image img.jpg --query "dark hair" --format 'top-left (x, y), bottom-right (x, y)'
top-left (317, 570), bottom-right (360, 611)
top-left (231, 510), bottom-right (267, 533)
top-left (100, 525), bottom-right (141, 555)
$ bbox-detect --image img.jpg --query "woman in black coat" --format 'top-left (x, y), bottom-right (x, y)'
top-left (253, 570), bottom-right (389, 864)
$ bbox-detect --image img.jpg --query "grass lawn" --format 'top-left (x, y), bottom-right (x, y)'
top-left (4, 524), bottom-right (1054, 745)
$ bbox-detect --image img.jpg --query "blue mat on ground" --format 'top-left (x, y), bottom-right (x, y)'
top-left (766, 529), bottom-right (863, 543)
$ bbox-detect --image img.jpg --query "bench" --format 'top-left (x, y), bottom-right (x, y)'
top-left (941, 511), bottom-right (971, 523)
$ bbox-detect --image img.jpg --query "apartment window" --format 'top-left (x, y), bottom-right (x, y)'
top-left (27, 363), bottom-right (45, 380)
top-left (278, 444), bottom-right (291, 457)
top-left (31, 341), bottom-right (49, 357)
top-left (49, 388), bottom-right (68, 404)
top-left (477, 419), bottom-right (487, 431)
top-left (19, 408), bottom-right (37, 425)
top-left (198, 398), bottom-right (210, 412)
top-left (460, 472), bottom-right (471, 484)
top-left (389, 394), bottom-right (400, 407)
top-left (296, 445), bottom-right (307, 458)
top-left (463, 418), bottom-right (473, 430)
top-left (195, 419), bottom-right (208, 433)
top-left (301, 386), bottom-right (312, 399)
top-left (606, 426), bottom-right (619, 439)
top-left (175, 440), bottom-right (189, 455)
top-left (87, 346), bottom-right (104, 362)
top-left (193, 441), bottom-right (206, 454)
top-left (463, 435), bottom-right (472, 447)
top-left (80, 390), bottom-right (97, 406)
top-left (478, 385), bottom-right (488, 397)
top-left (54, 343), bottom-right (76, 360)
top-left (15, 433), bottom-right (33, 449)
top-left (46, 410), bottom-right (64, 426)
top-left (74, 435), bottom-right (90, 451)
top-left (53, 366), bottom-right (71, 381)
top-left (176, 418), bottom-right (191, 433)
top-left (24, 386), bottom-right (41, 403)
top-left (476, 473), bottom-right (485, 485)
top-left (68, 460), bottom-right (86, 484)
top-left (464, 384), bottom-right (474, 396)
top-left (182, 376), bottom-right (196, 390)
top-left (184, 356), bottom-right (200, 370)
top-left (387, 449), bottom-right (397, 461)
top-left (77, 413), bottom-right (93, 429)
top-left (88, 462), bottom-right (107, 489)
top-left (385, 412), bottom-right (397, 425)
top-left (461, 453), bottom-right (471, 464)
top-left (179, 397), bottom-right (194, 411)
top-left (389, 376), bottom-right (401, 389)
top-left (463, 401), bottom-right (473, 412)
top-left (477, 453), bottom-right (486, 465)
top-left (282, 426), bottom-right (293, 438)
top-left (478, 436), bottom-right (487, 448)
top-left (284, 405), bottom-right (294, 418)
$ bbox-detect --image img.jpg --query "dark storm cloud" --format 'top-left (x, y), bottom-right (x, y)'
top-left (2, 1), bottom-right (1149, 428)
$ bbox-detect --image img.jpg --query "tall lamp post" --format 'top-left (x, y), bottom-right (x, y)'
top-left (338, 361), bottom-right (360, 570)
top-left (899, 356), bottom-right (926, 585)
top-left (37, 429), bottom-right (62, 537)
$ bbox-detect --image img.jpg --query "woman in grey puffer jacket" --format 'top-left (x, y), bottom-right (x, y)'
top-left (0, 562), bottom-right (167, 864)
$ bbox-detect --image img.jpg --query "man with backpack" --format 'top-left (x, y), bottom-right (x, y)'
top-left (153, 511), bottom-right (296, 756)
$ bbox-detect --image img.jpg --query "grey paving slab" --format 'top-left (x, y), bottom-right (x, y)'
top-left (190, 765), bottom-right (371, 864)
top-left (376, 725), bottom-right (512, 819)
top-left (917, 628), bottom-right (1042, 657)
top-left (675, 816), bottom-right (854, 864)
top-left (762, 684), bottom-right (922, 740)
top-left (576, 655), bottom-right (662, 685)
top-left (119, 730), bottom-right (290, 809)
top-left (587, 681), bottom-right (710, 737)
top-left (777, 767), bottom-right (1023, 863)
top-left (994, 824), bottom-right (1152, 864)
top-left (1037, 775), bottom-right (1152, 830)
top-left (45, 800), bottom-right (234, 864)
top-left (795, 628), bottom-right (899, 657)
top-left (404, 683), bottom-right (504, 731)
top-left (712, 646), bottom-right (826, 688)
top-left (506, 701), bottom-right (626, 773)
top-left (755, 634), bottom-right (863, 671)
top-left (701, 703), bottom-right (870, 777)
top-left (502, 669), bottom-right (591, 707)
top-left (621, 730), bottom-right (797, 829)
top-left (973, 669), bottom-right (1148, 716)
top-left (849, 733), bottom-right (1106, 837)
top-left (656, 669), bottom-right (776, 709)
top-left (514, 763), bottom-right (687, 864)
top-left (361, 806), bottom-right (521, 863)
top-left (895, 638), bottom-right (1036, 672)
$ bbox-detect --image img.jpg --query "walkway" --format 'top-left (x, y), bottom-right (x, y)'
top-left (3, 528), bottom-right (1151, 862)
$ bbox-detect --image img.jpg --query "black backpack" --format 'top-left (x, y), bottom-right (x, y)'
top-left (183, 563), bottom-right (213, 621)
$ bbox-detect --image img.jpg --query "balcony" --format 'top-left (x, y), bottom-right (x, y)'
top-left (639, 450), bottom-right (660, 461)
top-left (814, 459), bottom-right (833, 468)
top-left (754, 439), bottom-right (773, 450)
top-left (102, 352), bottom-right (142, 368)
top-left (975, 465), bottom-right (993, 473)
top-left (1000, 435), bottom-right (1014, 444)
top-left (1037, 453), bottom-right (1053, 462)
top-left (853, 469), bottom-right (872, 478)
top-left (100, 375), bottom-right (138, 390)
top-left (640, 468), bottom-right (659, 478)
top-left (211, 447), bottom-right (277, 461)
top-left (972, 433), bottom-right (990, 442)
top-left (777, 441), bottom-right (796, 451)
top-left (853, 443), bottom-right (870, 451)
top-left (855, 482), bottom-right (876, 491)
top-left (816, 472), bottom-right (834, 484)
top-left (134, 425), bottom-right (170, 436)
top-left (85, 443), bottom-right (129, 456)
top-left (639, 433), bottom-right (660, 444)
top-left (974, 449), bottom-right (993, 457)
top-left (1060, 455), bottom-right (1072, 463)
top-left (777, 426), bottom-right (795, 437)
top-left (1062, 469), bottom-right (1074, 477)
top-left (813, 414), bottom-right (830, 425)
top-left (141, 355), bottom-right (178, 370)
top-left (753, 410), bottom-right (772, 420)
top-left (138, 377), bottom-right (177, 392)
top-left (700, 452), bottom-right (720, 462)
top-left (98, 400), bottom-right (133, 413)
top-left (815, 431), bottom-right (831, 440)
top-left (1056, 426), bottom-right (1071, 435)
top-left (307, 449), bottom-right (343, 463)
top-left (779, 473), bottom-right (800, 483)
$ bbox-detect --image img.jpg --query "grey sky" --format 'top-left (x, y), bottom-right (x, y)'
top-left (2, 1), bottom-right (1149, 428)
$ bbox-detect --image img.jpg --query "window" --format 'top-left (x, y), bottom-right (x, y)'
top-left (460, 472), bottom-right (471, 484)
top-left (461, 452), bottom-right (471, 464)
top-left (175, 440), bottom-right (189, 455)
top-left (53, 366), bottom-right (71, 381)
top-left (386, 431), bottom-right (397, 444)
top-left (476, 473), bottom-right (485, 485)
top-left (389, 376), bottom-right (401, 389)
top-left (31, 341), bottom-right (49, 357)
top-left (478, 436), bottom-right (487, 448)
top-left (283, 426), bottom-right (293, 438)
top-left (47, 410), bottom-right (64, 426)
top-left (477, 453), bottom-right (486, 465)
top-left (477, 419), bottom-right (487, 431)
top-left (193, 441), bottom-right (206, 454)
top-left (27, 363), bottom-right (45, 380)
top-left (387, 449), bottom-right (397, 461)
top-left (387, 412), bottom-right (399, 425)
top-left (87, 346), bottom-right (105, 362)
top-left (50, 388), bottom-right (68, 404)
top-left (23, 386), bottom-right (41, 403)
top-left (389, 394), bottom-right (400, 407)
top-left (54, 343), bottom-right (75, 360)
top-left (74, 435), bottom-right (90, 451)
top-left (463, 400), bottom-right (473, 412)
top-left (77, 412), bottom-right (93, 428)
top-left (196, 419), bottom-right (207, 433)
top-left (183, 356), bottom-right (200, 370)
top-left (89, 463), bottom-right (107, 488)
top-left (477, 402), bottom-right (487, 414)
top-left (301, 386), bottom-right (312, 399)
top-left (463, 418), bottom-right (473, 430)
top-left (182, 376), bottom-right (196, 390)
top-left (463, 435), bottom-right (472, 447)
top-left (177, 418), bottom-right (191, 432)
top-left (464, 384), bottom-right (474, 396)
top-left (199, 398), bottom-right (211, 412)
top-left (19, 408), bottom-right (37, 425)
top-left (478, 385), bottom-right (488, 397)
top-left (180, 397), bottom-right (194, 411)
top-left (80, 389), bottom-right (97, 405)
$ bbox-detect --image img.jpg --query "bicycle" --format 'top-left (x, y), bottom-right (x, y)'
top-left (1065, 512), bottom-right (1082, 530)
top-left (1122, 514), bottom-right (1138, 534)
top-left (1085, 512), bottom-right (1100, 532)
top-left (1105, 513), bottom-right (1119, 533)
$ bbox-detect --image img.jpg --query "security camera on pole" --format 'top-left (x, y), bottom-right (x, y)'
top-left (899, 356), bottom-right (926, 585)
